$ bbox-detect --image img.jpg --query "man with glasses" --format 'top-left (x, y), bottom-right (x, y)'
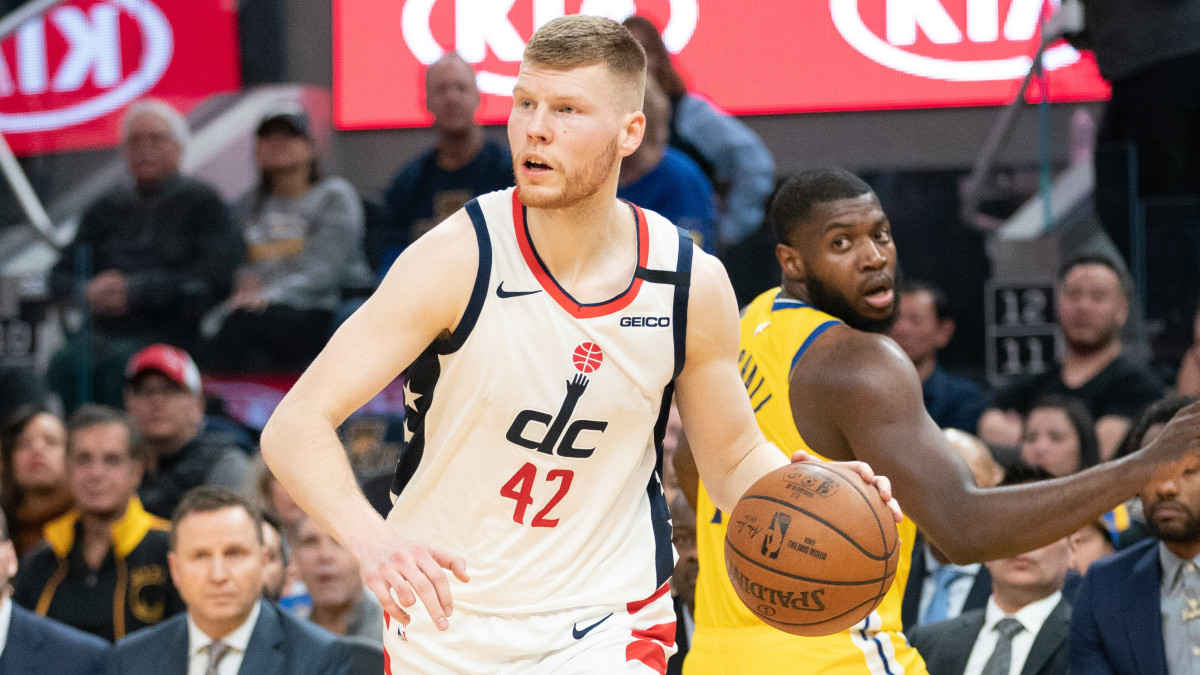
top-left (123, 345), bottom-right (249, 519)
top-left (46, 99), bottom-right (244, 413)
top-left (12, 405), bottom-right (184, 641)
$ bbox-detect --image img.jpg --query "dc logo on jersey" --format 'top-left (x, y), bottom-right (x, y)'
top-left (505, 343), bottom-right (608, 458)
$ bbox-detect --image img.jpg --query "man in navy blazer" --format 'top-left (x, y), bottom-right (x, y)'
top-left (0, 510), bottom-right (108, 674)
top-left (1069, 395), bottom-right (1200, 675)
top-left (106, 487), bottom-right (349, 674)
top-left (1069, 537), bottom-right (1166, 674)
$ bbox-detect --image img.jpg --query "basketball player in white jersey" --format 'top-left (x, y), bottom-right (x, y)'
top-left (260, 16), bottom-right (898, 673)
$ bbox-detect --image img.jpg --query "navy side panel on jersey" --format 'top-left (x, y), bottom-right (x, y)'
top-left (391, 199), bottom-right (492, 499)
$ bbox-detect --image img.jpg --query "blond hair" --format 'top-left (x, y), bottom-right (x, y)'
top-left (523, 15), bottom-right (646, 101)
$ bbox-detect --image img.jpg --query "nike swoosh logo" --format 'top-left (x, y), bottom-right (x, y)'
top-left (496, 282), bottom-right (542, 299)
top-left (572, 613), bottom-right (613, 639)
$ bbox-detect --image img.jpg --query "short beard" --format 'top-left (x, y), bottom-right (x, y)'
top-left (805, 275), bottom-right (899, 334)
top-left (1146, 512), bottom-right (1200, 544)
top-left (517, 137), bottom-right (619, 210)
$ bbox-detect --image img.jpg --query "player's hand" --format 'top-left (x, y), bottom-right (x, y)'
top-left (790, 450), bottom-right (903, 524)
top-left (1143, 398), bottom-right (1200, 485)
top-left (355, 535), bottom-right (470, 631)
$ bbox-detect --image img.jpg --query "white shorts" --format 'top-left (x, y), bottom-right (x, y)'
top-left (383, 584), bottom-right (677, 674)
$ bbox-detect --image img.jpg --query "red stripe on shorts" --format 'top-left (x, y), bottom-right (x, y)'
top-left (383, 614), bottom-right (392, 675)
top-left (626, 582), bottom-right (671, 614)
top-left (625, 622), bottom-right (675, 674)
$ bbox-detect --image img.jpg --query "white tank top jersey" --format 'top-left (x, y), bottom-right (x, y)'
top-left (387, 187), bottom-right (695, 615)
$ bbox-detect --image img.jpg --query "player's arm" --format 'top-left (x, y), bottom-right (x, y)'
top-left (259, 211), bottom-right (477, 629)
top-left (672, 252), bottom-right (894, 514)
top-left (799, 330), bottom-right (1200, 562)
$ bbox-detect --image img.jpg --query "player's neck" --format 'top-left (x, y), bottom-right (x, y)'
top-left (436, 127), bottom-right (484, 170)
top-left (524, 185), bottom-right (635, 297)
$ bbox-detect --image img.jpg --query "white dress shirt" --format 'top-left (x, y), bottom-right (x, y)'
top-left (962, 591), bottom-right (1063, 675)
top-left (186, 601), bottom-right (261, 675)
top-left (0, 597), bottom-right (13, 661)
top-left (919, 547), bottom-right (983, 624)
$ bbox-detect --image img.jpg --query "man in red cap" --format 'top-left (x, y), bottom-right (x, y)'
top-left (124, 344), bottom-right (250, 519)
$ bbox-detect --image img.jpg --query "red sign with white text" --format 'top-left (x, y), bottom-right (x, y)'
top-left (333, 0), bottom-right (1109, 130)
top-left (0, 0), bottom-right (241, 156)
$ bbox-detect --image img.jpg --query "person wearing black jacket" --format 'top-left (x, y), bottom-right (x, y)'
top-left (47, 99), bottom-right (243, 412)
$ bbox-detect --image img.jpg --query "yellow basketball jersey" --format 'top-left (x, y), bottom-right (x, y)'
top-left (686, 288), bottom-right (924, 674)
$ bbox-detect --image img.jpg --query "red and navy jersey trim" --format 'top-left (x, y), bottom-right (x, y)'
top-left (512, 189), bottom-right (650, 318)
top-left (435, 198), bottom-right (493, 355)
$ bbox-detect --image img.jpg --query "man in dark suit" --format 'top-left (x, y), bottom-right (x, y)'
top-left (107, 487), bottom-right (352, 674)
top-left (1069, 396), bottom-right (1200, 674)
top-left (909, 531), bottom-right (1072, 675)
top-left (0, 510), bottom-right (108, 674)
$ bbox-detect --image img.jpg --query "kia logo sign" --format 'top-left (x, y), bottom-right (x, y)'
top-left (334, 0), bottom-right (1108, 130)
top-left (830, 0), bottom-right (1079, 82)
top-left (399, 0), bottom-right (698, 96)
top-left (0, 0), bottom-right (173, 134)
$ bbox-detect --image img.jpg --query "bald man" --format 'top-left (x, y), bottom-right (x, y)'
top-left (377, 52), bottom-right (514, 273)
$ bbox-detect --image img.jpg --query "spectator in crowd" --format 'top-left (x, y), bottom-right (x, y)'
top-left (123, 344), bottom-right (250, 519)
top-left (888, 280), bottom-right (990, 434)
top-left (1066, 520), bottom-right (1115, 577)
top-left (1069, 395), bottom-right (1200, 673)
top-left (377, 52), bottom-right (514, 274)
top-left (260, 512), bottom-right (290, 604)
top-left (47, 99), bottom-right (244, 412)
top-left (902, 430), bottom-right (1005, 632)
top-left (0, 407), bottom-right (73, 557)
top-left (106, 487), bottom-right (349, 674)
top-left (618, 76), bottom-right (717, 253)
top-left (0, 508), bottom-right (108, 674)
top-left (13, 404), bottom-right (183, 641)
top-left (1175, 299), bottom-right (1200, 396)
top-left (198, 107), bottom-right (373, 374)
top-left (979, 256), bottom-right (1164, 459)
top-left (623, 15), bottom-right (774, 252)
top-left (1018, 395), bottom-right (1101, 478)
top-left (292, 516), bottom-right (383, 643)
top-left (910, 472), bottom-right (1073, 675)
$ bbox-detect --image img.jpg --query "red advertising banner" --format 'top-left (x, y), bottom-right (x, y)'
top-left (0, 0), bottom-right (241, 156)
top-left (334, 0), bottom-right (1110, 130)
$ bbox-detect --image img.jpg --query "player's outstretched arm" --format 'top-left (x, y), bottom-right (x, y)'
top-left (793, 330), bottom-right (1200, 562)
top-left (260, 211), bottom-right (477, 630)
top-left (673, 252), bottom-right (896, 515)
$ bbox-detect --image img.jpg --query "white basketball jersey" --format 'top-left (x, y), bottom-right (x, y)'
top-left (387, 188), bottom-right (694, 614)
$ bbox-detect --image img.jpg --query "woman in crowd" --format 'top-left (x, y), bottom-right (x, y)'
top-left (1019, 395), bottom-right (1101, 477)
top-left (199, 106), bottom-right (372, 373)
top-left (0, 407), bottom-right (73, 557)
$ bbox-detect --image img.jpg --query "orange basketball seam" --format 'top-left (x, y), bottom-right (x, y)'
top-left (737, 495), bottom-right (894, 561)
top-left (810, 463), bottom-right (896, 556)
top-left (725, 542), bottom-right (898, 586)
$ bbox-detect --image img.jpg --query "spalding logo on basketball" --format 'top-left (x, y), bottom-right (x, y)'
top-left (572, 342), bottom-right (604, 374)
top-left (725, 462), bottom-right (899, 637)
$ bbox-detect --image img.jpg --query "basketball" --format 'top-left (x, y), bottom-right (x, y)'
top-left (724, 462), bottom-right (899, 637)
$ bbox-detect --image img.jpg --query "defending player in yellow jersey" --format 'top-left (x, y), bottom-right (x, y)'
top-left (678, 168), bottom-right (1200, 674)
top-left (686, 289), bottom-right (922, 674)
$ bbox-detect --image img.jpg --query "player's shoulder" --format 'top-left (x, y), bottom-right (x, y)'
top-left (798, 325), bottom-right (916, 391)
